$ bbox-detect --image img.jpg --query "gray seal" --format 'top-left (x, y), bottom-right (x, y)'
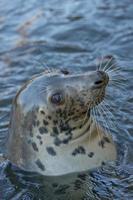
top-left (7, 68), bottom-right (116, 176)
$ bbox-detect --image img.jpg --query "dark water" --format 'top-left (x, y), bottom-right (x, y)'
top-left (0, 0), bottom-right (133, 199)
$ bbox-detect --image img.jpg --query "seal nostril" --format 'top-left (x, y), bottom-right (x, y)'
top-left (94, 80), bottom-right (103, 85)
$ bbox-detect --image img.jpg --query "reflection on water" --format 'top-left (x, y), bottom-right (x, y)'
top-left (0, 161), bottom-right (132, 199)
top-left (0, 0), bottom-right (133, 199)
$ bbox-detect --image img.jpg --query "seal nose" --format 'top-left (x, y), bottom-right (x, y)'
top-left (94, 71), bottom-right (109, 87)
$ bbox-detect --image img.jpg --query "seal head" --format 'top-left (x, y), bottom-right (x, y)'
top-left (7, 69), bottom-right (116, 175)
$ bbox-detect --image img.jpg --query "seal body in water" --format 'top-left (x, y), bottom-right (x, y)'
top-left (7, 68), bottom-right (116, 199)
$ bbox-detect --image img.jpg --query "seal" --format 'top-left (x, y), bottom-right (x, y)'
top-left (7, 68), bottom-right (116, 177)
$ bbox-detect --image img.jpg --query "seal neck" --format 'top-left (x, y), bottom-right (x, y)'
top-left (38, 110), bottom-right (93, 145)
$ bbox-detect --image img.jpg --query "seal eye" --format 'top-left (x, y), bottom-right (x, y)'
top-left (50, 93), bottom-right (64, 105)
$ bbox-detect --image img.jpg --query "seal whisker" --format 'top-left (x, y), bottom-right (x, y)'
top-left (110, 82), bottom-right (126, 90)
top-left (95, 105), bottom-right (111, 138)
top-left (107, 66), bottom-right (126, 90)
top-left (95, 106), bottom-right (106, 134)
top-left (31, 58), bottom-right (46, 71)
top-left (86, 106), bottom-right (93, 143)
top-left (32, 58), bottom-right (55, 74)
top-left (109, 74), bottom-right (126, 82)
top-left (110, 79), bottom-right (127, 86)
top-left (104, 94), bottom-right (112, 102)
top-left (102, 100), bottom-right (115, 119)
top-left (106, 65), bottom-right (121, 74)
top-left (110, 81), bottom-right (127, 89)
top-left (104, 61), bottom-right (116, 72)
top-left (98, 103), bottom-right (116, 135)
top-left (107, 70), bottom-right (121, 79)
top-left (98, 55), bottom-right (104, 70)
top-left (37, 55), bottom-right (51, 71)
top-left (110, 71), bottom-right (125, 77)
top-left (101, 101), bottom-right (118, 132)
top-left (103, 57), bottom-right (120, 72)
top-left (101, 100), bottom-right (117, 133)
top-left (91, 107), bottom-right (102, 142)
top-left (102, 57), bottom-right (114, 72)
top-left (82, 109), bottom-right (90, 125)
top-left (96, 62), bottom-right (100, 71)
top-left (99, 105), bottom-right (112, 136)
top-left (39, 87), bottom-right (53, 94)
top-left (107, 66), bottom-right (121, 73)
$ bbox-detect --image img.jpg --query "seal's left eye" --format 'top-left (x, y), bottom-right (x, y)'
top-left (50, 93), bottom-right (64, 105)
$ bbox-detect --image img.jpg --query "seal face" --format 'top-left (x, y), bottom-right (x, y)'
top-left (7, 69), bottom-right (116, 176)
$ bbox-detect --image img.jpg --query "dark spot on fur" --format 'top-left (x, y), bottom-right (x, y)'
top-left (32, 120), bottom-right (36, 127)
top-left (39, 127), bottom-right (48, 134)
top-left (46, 147), bottom-right (56, 156)
top-left (79, 102), bottom-right (84, 107)
top-left (56, 108), bottom-right (62, 117)
top-left (62, 138), bottom-right (69, 144)
top-left (52, 183), bottom-right (58, 188)
top-left (32, 142), bottom-right (38, 152)
top-left (59, 121), bottom-right (70, 132)
top-left (50, 132), bottom-right (56, 137)
top-left (36, 120), bottom-right (40, 126)
top-left (74, 179), bottom-right (82, 190)
top-left (77, 174), bottom-right (87, 181)
top-left (56, 108), bottom-right (62, 115)
top-left (27, 139), bottom-right (31, 144)
top-left (43, 119), bottom-right (49, 126)
top-left (72, 116), bottom-right (79, 121)
top-left (101, 161), bottom-right (106, 166)
top-left (35, 159), bottom-right (45, 171)
top-left (103, 136), bottom-right (110, 143)
top-left (72, 146), bottom-right (86, 156)
top-left (40, 141), bottom-right (43, 145)
top-left (79, 125), bottom-right (83, 129)
top-left (36, 135), bottom-right (42, 140)
top-left (53, 127), bottom-right (59, 135)
top-left (87, 110), bottom-right (90, 118)
top-left (65, 131), bottom-right (71, 136)
top-left (54, 185), bottom-right (70, 195)
top-left (34, 115), bottom-right (37, 119)
top-left (48, 115), bottom-right (52, 120)
top-left (69, 111), bottom-right (74, 116)
top-left (54, 137), bottom-right (61, 146)
top-left (62, 135), bottom-right (72, 144)
top-left (40, 110), bottom-right (45, 115)
top-left (72, 127), bottom-right (76, 131)
top-left (53, 120), bottom-right (58, 125)
top-left (88, 152), bottom-right (94, 158)
top-left (98, 140), bottom-right (105, 148)
top-left (29, 131), bottom-right (33, 137)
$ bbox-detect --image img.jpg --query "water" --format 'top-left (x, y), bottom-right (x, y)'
top-left (0, 0), bottom-right (133, 199)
